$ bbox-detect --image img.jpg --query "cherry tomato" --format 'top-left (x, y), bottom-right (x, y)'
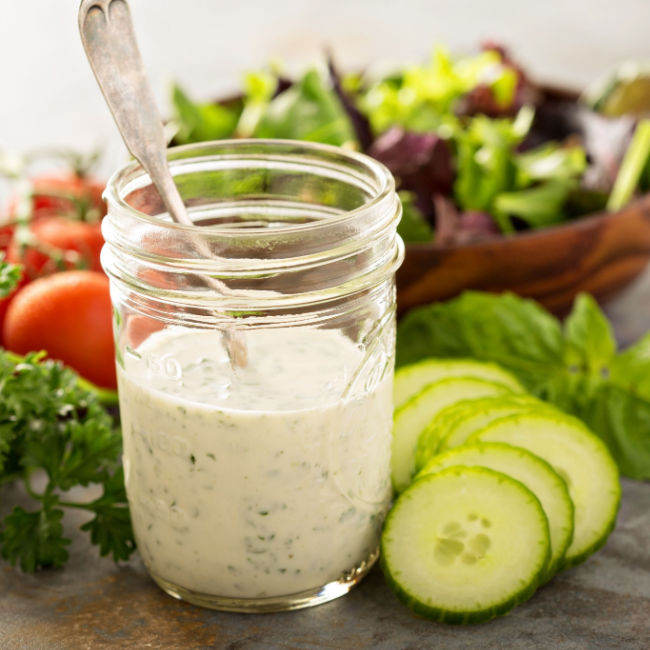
top-left (3, 270), bottom-right (116, 389)
top-left (0, 269), bottom-right (28, 346)
top-left (0, 222), bottom-right (14, 252)
top-left (7, 173), bottom-right (106, 222)
top-left (7, 216), bottom-right (104, 277)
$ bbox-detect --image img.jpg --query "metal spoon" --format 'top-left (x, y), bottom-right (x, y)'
top-left (78, 0), bottom-right (247, 368)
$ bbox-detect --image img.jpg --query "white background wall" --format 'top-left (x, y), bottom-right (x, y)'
top-left (1, 0), bottom-right (649, 175)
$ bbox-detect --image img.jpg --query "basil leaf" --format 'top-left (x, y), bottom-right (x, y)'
top-left (396, 291), bottom-right (564, 396)
top-left (564, 293), bottom-right (617, 372)
top-left (396, 290), bottom-right (650, 479)
top-left (580, 384), bottom-right (650, 480)
top-left (609, 331), bottom-right (650, 399)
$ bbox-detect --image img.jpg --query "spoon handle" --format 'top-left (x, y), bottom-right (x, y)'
top-left (78, 0), bottom-right (189, 225)
top-left (78, 0), bottom-right (248, 368)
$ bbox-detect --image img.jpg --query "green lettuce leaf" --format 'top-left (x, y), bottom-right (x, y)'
top-left (515, 144), bottom-right (587, 183)
top-left (397, 191), bottom-right (433, 243)
top-left (360, 47), bottom-right (518, 134)
top-left (493, 180), bottom-right (573, 229)
top-left (170, 84), bottom-right (240, 145)
top-left (253, 69), bottom-right (356, 146)
top-left (452, 108), bottom-right (537, 232)
top-left (607, 119), bottom-right (650, 211)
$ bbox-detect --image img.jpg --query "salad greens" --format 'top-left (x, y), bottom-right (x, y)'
top-left (170, 84), bottom-right (240, 144)
top-left (252, 68), bottom-right (355, 145)
top-left (607, 119), bottom-right (650, 211)
top-left (397, 191), bottom-right (434, 242)
top-left (0, 350), bottom-right (135, 571)
top-left (169, 44), bottom-right (649, 245)
top-left (171, 66), bottom-right (356, 148)
top-left (360, 47), bottom-right (519, 134)
top-left (396, 291), bottom-right (650, 480)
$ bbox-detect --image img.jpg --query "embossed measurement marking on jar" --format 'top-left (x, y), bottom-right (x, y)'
top-left (126, 345), bottom-right (183, 381)
top-left (133, 425), bottom-right (191, 460)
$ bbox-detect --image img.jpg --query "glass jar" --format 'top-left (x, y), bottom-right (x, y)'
top-left (102, 139), bottom-right (403, 613)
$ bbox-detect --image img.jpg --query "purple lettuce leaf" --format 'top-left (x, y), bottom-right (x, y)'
top-left (327, 57), bottom-right (374, 151)
top-left (433, 195), bottom-right (500, 245)
top-left (368, 127), bottom-right (454, 197)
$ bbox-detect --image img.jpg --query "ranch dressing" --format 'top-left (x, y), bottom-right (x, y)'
top-left (118, 326), bottom-right (393, 600)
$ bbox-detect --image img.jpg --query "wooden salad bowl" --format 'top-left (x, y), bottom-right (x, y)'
top-left (396, 192), bottom-right (650, 316)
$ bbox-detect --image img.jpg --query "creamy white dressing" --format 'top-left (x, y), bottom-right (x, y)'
top-left (118, 326), bottom-right (393, 600)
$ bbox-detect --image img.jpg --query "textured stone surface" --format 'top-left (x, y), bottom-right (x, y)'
top-left (0, 480), bottom-right (648, 649)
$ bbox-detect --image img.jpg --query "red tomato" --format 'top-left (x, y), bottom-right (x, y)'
top-left (3, 271), bottom-right (116, 389)
top-left (124, 313), bottom-right (165, 349)
top-left (0, 269), bottom-right (28, 346)
top-left (7, 173), bottom-right (106, 221)
top-left (0, 222), bottom-right (14, 252)
top-left (6, 216), bottom-right (104, 277)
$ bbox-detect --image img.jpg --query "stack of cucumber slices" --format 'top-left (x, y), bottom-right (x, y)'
top-left (382, 359), bottom-right (621, 624)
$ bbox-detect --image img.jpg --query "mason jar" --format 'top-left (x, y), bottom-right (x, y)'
top-left (102, 139), bottom-right (404, 613)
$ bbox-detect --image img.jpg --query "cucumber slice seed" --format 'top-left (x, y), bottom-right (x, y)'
top-left (417, 442), bottom-right (574, 580)
top-left (391, 376), bottom-right (519, 493)
top-left (470, 412), bottom-right (621, 568)
top-left (381, 466), bottom-right (550, 624)
top-left (393, 359), bottom-right (524, 410)
top-left (415, 394), bottom-right (545, 472)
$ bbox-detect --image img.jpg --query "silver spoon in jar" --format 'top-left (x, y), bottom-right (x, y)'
top-left (78, 0), bottom-right (247, 368)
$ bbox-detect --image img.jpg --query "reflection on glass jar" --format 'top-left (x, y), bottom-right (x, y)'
top-left (103, 139), bottom-right (403, 612)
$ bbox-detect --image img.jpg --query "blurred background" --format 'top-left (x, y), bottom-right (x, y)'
top-left (1, 0), bottom-right (650, 173)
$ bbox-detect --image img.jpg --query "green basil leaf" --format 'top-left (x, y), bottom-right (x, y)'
top-left (396, 290), bottom-right (650, 479)
top-left (396, 291), bottom-right (564, 395)
top-left (609, 331), bottom-right (650, 399)
top-left (564, 293), bottom-right (617, 371)
top-left (579, 383), bottom-right (650, 480)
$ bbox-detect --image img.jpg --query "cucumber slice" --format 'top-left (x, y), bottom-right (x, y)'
top-left (417, 442), bottom-right (574, 579)
top-left (415, 394), bottom-right (544, 471)
top-left (381, 466), bottom-right (550, 624)
top-left (394, 359), bottom-right (524, 410)
top-left (437, 398), bottom-right (554, 454)
top-left (469, 412), bottom-right (621, 568)
top-left (392, 376), bottom-right (517, 493)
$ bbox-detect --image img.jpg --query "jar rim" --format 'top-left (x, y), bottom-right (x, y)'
top-left (103, 138), bottom-right (396, 237)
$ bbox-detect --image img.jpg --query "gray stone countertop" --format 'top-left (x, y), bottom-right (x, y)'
top-left (0, 479), bottom-right (648, 649)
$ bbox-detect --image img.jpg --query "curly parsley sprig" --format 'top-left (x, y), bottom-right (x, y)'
top-left (0, 254), bottom-right (21, 298)
top-left (0, 350), bottom-right (135, 571)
